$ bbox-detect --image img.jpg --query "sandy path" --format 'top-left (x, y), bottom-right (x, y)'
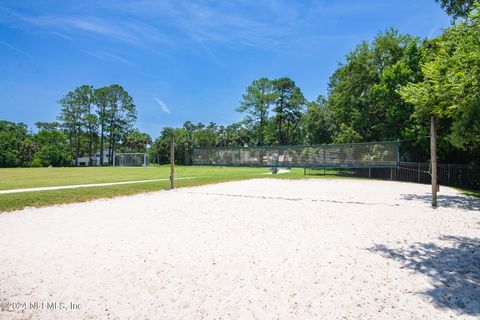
top-left (0, 179), bottom-right (479, 319)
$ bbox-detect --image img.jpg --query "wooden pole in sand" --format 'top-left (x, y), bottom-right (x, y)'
top-left (170, 137), bottom-right (175, 190)
top-left (431, 116), bottom-right (438, 207)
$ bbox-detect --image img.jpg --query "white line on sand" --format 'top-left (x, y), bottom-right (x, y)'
top-left (0, 177), bottom-right (197, 195)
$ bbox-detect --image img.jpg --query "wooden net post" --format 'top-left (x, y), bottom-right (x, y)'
top-left (431, 116), bottom-right (438, 207)
top-left (170, 137), bottom-right (175, 190)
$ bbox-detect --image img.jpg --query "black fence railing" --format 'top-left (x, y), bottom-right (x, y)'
top-left (305, 162), bottom-right (480, 191)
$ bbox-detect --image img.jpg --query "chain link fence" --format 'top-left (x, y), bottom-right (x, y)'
top-left (305, 162), bottom-right (480, 191)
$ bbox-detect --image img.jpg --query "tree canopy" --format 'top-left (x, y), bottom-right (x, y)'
top-left (1, 0), bottom-right (479, 167)
top-left (400, 3), bottom-right (480, 156)
top-left (435, 0), bottom-right (476, 19)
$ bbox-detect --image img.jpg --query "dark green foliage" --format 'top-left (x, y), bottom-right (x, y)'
top-left (149, 121), bottom-right (251, 165)
top-left (435, 0), bottom-right (476, 19)
top-left (237, 77), bottom-right (306, 146)
top-left (237, 78), bottom-right (275, 146)
top-left (58, 84), bottom-right (137, 166)
top-left (400, 4), bottom-right (480, 161)
top-left (272, 78), bottom-right (306, 145)
top-left (121, 130), bottom-right (152, 153)
top-left (0, 121), bottom-right (29, 167)
top-left (327, 29), bottom-right (424, 144)
top-left (303, 96), bottom-right (335, 145)
top-left (0, 121), bottom-right (72, 167)
top-left (31, 129), bottom-right (72, 167)
top-left (0, 84), bottom-right (141, 167)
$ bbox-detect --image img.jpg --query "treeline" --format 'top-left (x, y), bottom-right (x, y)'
top-left (2, 1), bottom-right (479, 167)
top-left (0, 85), bottom-right (151, 167)
top-left (153, 2), bottom-right (480, 166)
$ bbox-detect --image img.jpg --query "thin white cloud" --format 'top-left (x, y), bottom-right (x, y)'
top-left (0, 40), bottom-right (33, 58)
top-left (0, 6), bottom-right (170, 46)
top-left (0, 0), bottom-right (297, 49)
top-left (138, 71), bottom-right (157, 79)
top-left (85, 50), bottom-right (133, 65)
top-left (50, 31), bottom-right (72, 40)
top-left (69, 18), bottom-right (141, 44)
top-left (154, 97), bottom-right (171, 114)
top-left (0, 1), bottom-right (373, 51)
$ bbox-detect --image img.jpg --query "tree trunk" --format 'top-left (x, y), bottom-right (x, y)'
top-left (107, 133), bottom-right (113, 165)
top-left (88, 126), bottom-right (93, 166)
top-left (111, 133), bottom-right (116, 165)
top-left (68, 130), bottom-right (74, 166)
top-left (277, 118), bottom-right (282, 145)
top-left (259, 118), bottom-right (265, 146)
top-left (108, 118), bottom-right (115, 165)
top-left (100, 125), bottom-right (104, 166)
top-left (109, 137), bottom-right (113, 165)
top-left (75, 134), bottom-right (80, 166)
top-left (286, 122), bottom-right (291, 145)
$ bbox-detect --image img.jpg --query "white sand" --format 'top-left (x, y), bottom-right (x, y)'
top-left (0, 179), bottom-right (479, 319)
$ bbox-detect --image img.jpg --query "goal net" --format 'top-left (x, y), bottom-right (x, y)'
top-left (114, 153), bottom-right (149, 167)
top-left (192, 141), bottom-right (400, 169)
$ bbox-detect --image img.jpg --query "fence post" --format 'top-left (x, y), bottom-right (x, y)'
top-left (369, 168), bottom-right (371, 179)
top-left (448, 164), bottom-right (451, 185)
top-left (417, 163), bottom-right (420, 183)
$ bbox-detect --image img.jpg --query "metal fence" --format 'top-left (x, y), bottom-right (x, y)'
top-left (305, 162), bottom-right (480, 191)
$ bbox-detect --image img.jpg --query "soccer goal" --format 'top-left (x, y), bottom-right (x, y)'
top-left (113, 153), bottom-right (149, 167)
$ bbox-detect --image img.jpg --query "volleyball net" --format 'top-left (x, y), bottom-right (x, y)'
top-left (192, 141), bottom-right (400, 169)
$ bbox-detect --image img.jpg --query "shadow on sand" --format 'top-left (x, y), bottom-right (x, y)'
top-left (369, 235), bottom-right (480, 315)
top-left (401, 193), bottom-right (480, 211)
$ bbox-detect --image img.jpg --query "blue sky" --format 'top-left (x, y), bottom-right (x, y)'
top-left (0, 0), bottom-right (450, 138)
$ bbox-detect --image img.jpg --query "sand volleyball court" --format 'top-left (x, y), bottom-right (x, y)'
top-left (0, 179), bottom-right (479, 319)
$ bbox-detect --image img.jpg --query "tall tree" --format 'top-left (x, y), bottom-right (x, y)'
top-left (400, 4), bottom-right (480, 161)
top-left (237, 78), bottom-right (275, 146)
top-left (74, 85), bottom-right (97, 165)
top-left (58, 90), bottom-right (84, 166)
top-left (94, 86), bottom-right (111, 166)
top-left (105, 84), bottom-right (137, 164)
top-left (271, 77), bottom-right (306, 145)
top-left (326, 29), bottom-right (424, 149)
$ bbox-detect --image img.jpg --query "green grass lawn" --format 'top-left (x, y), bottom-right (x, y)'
top-left (1, 166), bottom-right (476, 212)
top-left (0, 165), bottom-right (346, 212)
top-left (0, 166), bottom-right (260, 190)
top-left (453, 187), bottom-right (480, 199)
